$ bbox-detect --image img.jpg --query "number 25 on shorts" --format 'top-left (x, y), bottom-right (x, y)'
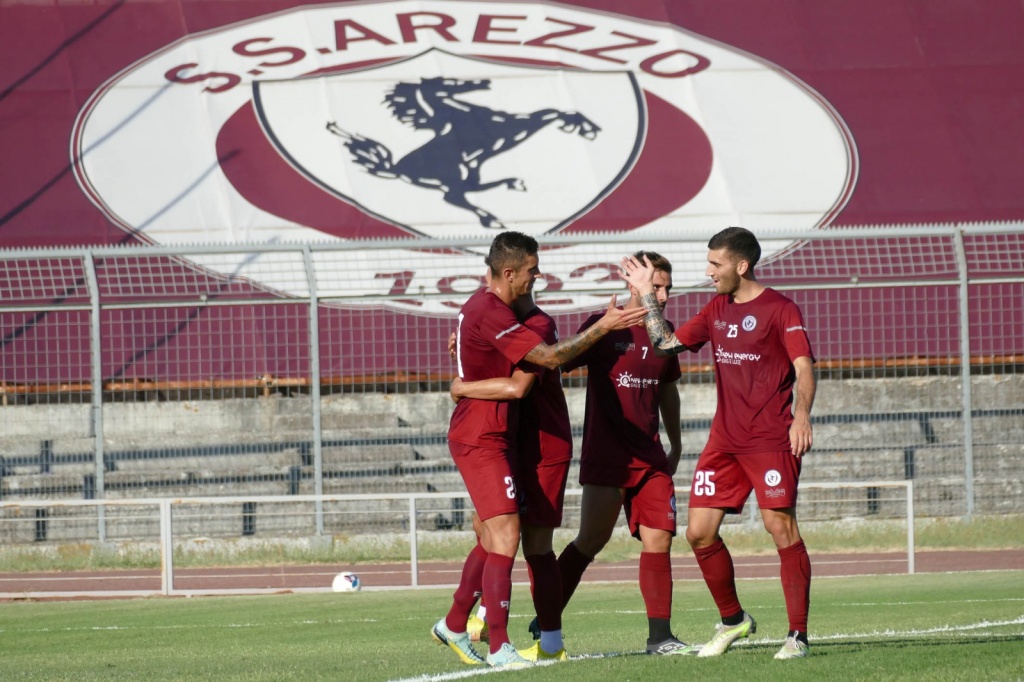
top-left (693, 470), bottom-right (716, 496)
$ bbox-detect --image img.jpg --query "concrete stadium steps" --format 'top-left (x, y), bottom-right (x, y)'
top-left (0, 436), bottom-right (96, 477)
top-left (102, 472), bottom-right (295, 498)
top-left (973, 474), bottom-right (1024, 514)
top-left (802, 449), bottom-right (911, 481)
top-left (2, 375), bottom-right (1021, 541)
top-left (0, 473), bottom-right (87, 500)
top-left (0, 505), bottom-right (109, 544)
top-left (797, 485), bottom-right (911, 520)
top-left (814, 419), bottom-right (931, 449)
top-left (109, 447), bottom-right (303, 473)
top-left (974, 443), bottom-right (1024, 475)
top-left (320, 442), bottom-right (417, 465)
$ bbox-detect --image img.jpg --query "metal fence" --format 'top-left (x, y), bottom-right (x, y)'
top-left (1, 224), bottom-right (1022, 545)
top-left (0, 482), bottom-right (916, 599)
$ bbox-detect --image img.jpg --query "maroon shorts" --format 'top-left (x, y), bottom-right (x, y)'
top-left (688, 450), bottom-right (802, 514)
top-left (448, 441), bottom-right (519, 521)
top-left (517, 456), bottom-right (571, 528)
top-left (624, 469), bottom-right (678, 538)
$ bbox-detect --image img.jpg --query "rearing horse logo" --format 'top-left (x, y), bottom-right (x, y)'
top-left (327, 77), bottom-right (600, 229)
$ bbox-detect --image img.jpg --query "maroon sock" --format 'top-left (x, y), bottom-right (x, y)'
top-left (445, 542), bottom-right (487, 633)
top-left (526, 551), bottom-right (562, 631)
top-left (778, 539), bottom-right (812, 633)
top-left (639, 551), bottom-right (673, 620)
top-left (482, 553), bottom-right (515, 653)
top-left (693, 539), bottom-right (742, 619)
top-left (556, 541), bottom-right (593, 609)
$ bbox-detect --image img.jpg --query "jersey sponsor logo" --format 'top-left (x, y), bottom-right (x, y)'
top-left (714, 320), bottom-right (729, 331)
top-left (615, 370), bottom-right (659, 389)
top-left (615, 342), bottom-right (638, 353)
top-left (72, 0), bottom-right (855, 314)
top-left (742, 315), bottom-right (757, 332)
top-left (715, 344), bottom-right (762, 366)
top-left (764, 469), bottom-right (782, 486)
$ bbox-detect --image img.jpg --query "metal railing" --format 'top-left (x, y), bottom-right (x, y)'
top-left (0, 481), bottom-right (914, 598)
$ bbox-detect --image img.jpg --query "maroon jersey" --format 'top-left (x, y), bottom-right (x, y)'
top-left (449, 289), bottom-right (543, 448)
top-left (675, 288), bottom-right (814, 454)
top-left (518, 307), bottom-right (572, 465)
top-left (566, 315), bottom-right (681, 487)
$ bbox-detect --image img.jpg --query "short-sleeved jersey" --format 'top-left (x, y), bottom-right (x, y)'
top-left (566, 315), bottom-right (681, 487)
top-left (518, 307), bottom-right (572, 465)
top-left (675, 288), bottom-right (814, 454)
top-left (449, 289), bottom-right (544, 448)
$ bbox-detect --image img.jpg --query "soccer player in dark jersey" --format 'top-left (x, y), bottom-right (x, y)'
top-left (450, 292), bottom-right (573, 662)
top-left (544, 251), bottom-right (695, 656)
top-left (432, 231), bottom-right (645, 668)
top-left (620, 226), bottom-right (816, 660)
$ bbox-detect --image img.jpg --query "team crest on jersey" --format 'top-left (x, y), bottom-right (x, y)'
top-left (71, 0), bottom-right (856, 314)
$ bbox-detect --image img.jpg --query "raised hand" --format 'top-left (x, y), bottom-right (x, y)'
top-left (619, 254), bottom-right (656, 294)
top-left (596, 294), bottom-right (648, 331)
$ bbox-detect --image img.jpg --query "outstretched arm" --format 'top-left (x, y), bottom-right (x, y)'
top-left (522, 295), bottom-right (646, 369)
top-left (790, 355), bottom-right (816, 457)
top-left (620, 255), bottom-right (688, 355)
top-left (450, 369), bottom-right (536, 404)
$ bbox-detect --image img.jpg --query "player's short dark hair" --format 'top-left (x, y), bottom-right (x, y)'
top-left (486, 231), bottom-right (538, 276)
top-left (709, 226), bottom-right (761, 271)
top-left (633, 250), bottom-right (672, 275)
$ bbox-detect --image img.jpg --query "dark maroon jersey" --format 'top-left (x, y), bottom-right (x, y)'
top-left (675, 288), bottom-right (814, 454)
top-left (566, 314), bottom-right (681, 487)
top-left (449, 289), bottom-right (543, 448)
top-left (518, 307), bottom-right (572, 465)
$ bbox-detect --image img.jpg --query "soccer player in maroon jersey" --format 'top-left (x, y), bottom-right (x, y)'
top-left (620, 226), bottom-right (816, 660)
top-left (548, 250), bottom-right (697, 656)
top-left (432, 231), bottom-right (645, 667)
top-left (450, 292), bottom-right (574, 662)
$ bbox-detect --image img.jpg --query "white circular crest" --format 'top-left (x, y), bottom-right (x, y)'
top-left (764, 469), bottom-right (782, 487)
top-left (72, 0), bottom-right (856, 314)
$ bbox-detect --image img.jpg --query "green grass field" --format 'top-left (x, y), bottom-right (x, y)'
top-left (1, 571), bottom-right (1021, 681)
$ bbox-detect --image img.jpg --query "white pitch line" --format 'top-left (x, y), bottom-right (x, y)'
top-left (387, 618), bottom-right (1024, 682)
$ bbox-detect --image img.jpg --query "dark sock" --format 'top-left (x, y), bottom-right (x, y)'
top-left (722, 610), bottom-right (745, 626)
top-left (525, 551), bottom-right (562, 631)
top-left (648, 617), bottom-right (673, 643)
top-left (556, 541), bottom-right (593, 609)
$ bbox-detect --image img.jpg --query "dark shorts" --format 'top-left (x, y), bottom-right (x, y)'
top-left (517, 456), bottom-right (571, 528)
top-left (624, 468), bottom-right (678, 538)
top-left (449, 441), bottom-right (519, 521)
top-left (688, 449), bottom-right (802, 514)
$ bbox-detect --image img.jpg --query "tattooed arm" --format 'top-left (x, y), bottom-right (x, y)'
top-left (620, 255), bottom-right (688, 355)
top-left (522, 295), bottom-right (646, 369)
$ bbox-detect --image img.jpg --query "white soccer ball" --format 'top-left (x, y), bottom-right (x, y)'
top-left (332, 571), bottom-right (362, 592)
